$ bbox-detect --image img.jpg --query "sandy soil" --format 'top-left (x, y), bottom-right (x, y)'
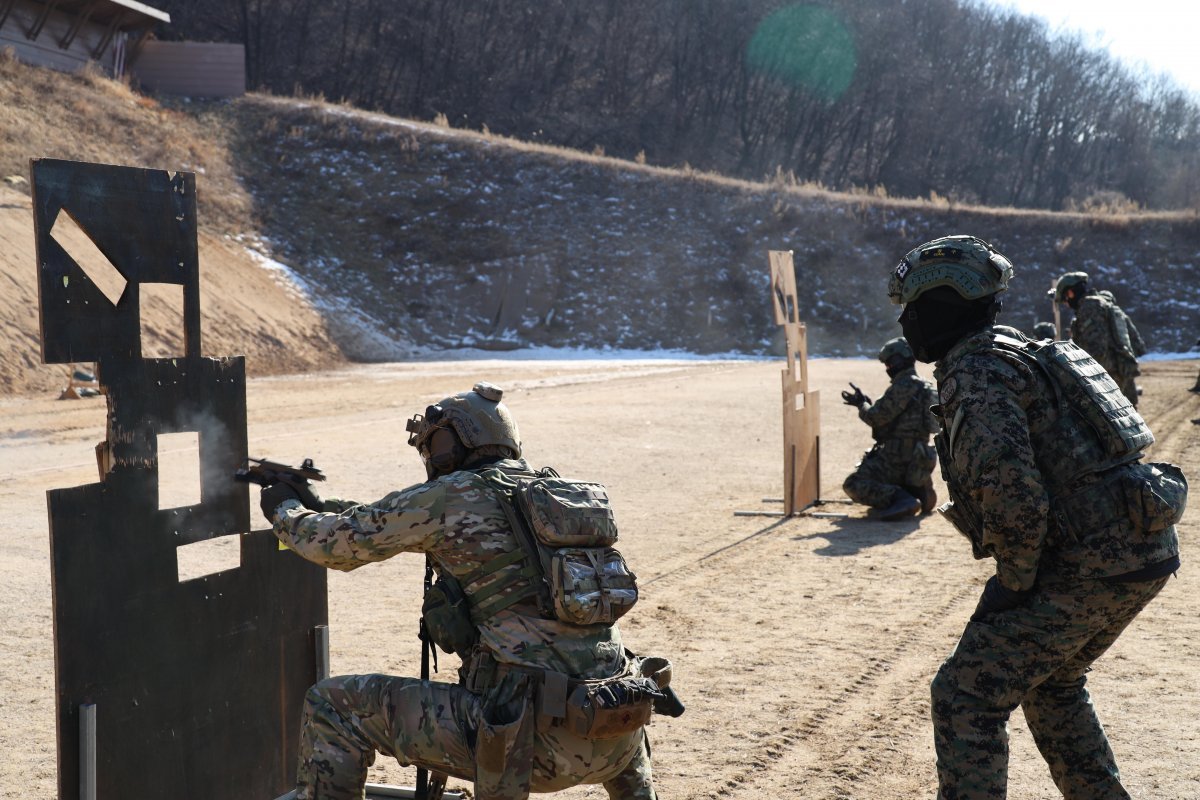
top-left (1, 356), bottom-right (1198, 799)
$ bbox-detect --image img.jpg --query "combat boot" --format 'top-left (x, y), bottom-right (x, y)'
top-left (919, 484), bottom-right (937, 515)
top-left (876, 490), bottom-right (921, 521)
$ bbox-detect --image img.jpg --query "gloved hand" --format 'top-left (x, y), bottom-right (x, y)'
top-left (841, 382), bottom-right (870, 408)
top-left (970, 575), bottom-right (1033, 622)
top-left (259, 479), bottom-right (323, 523)
top-left (260, 482), bottom-right (300, 523)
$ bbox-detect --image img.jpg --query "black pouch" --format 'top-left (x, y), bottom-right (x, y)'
top-left (1123, 461), bottom-right (1188, 533)
top-left (422, 573), bottom-right (477, 656)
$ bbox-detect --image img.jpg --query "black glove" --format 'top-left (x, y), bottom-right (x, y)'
top-left (970, 575), bottom-right (1033, 622)
top-left (259, 479), bottom-right (323, 522)
top-left (841, 382), bottom-right (869, 408)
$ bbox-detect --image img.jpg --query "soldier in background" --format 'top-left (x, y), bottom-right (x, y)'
top-left (841, 337), bottom-right (940, 520)
top-left (1191, 338), bottom-right (1200, 393)
top-left (891, 235), bottom-right (1183, 800)
top-left (1030, 321), bottom-right (1057, 340)
top-left (259, 383), bottom-right (664, 800)
top-left (1098, 290), bottom-right (1147, 360)
top-left (1052, 272), bottom-right (1141, 406)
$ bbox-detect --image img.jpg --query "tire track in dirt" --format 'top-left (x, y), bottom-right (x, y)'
top-left (702, 580), bottom-right (973, 799)
top-left (1141, 389), bottom-right (1200, 465)
top-left (691, 380), bottom-right (1200, 800)
top-left (635, 512), bottom-right (976, 799)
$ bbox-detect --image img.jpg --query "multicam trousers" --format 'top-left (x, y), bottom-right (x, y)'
top-left (294, 673), bottom-right (655, 800)
top-left (931, 572), bottom-right (1170, 800)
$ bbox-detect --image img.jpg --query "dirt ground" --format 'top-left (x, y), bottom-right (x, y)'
top-left (1, 356), bottom-right (1198, 799)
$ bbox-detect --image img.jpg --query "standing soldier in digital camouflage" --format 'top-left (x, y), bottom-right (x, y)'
top-left (1052, 272), bottom-right (1142, 406)
top-left (1097, 290), bottom-right (1146, 361)
top-left (259, 383), bottom-right (675, 800)
top-left (891, 235), bottom-right (1185, 800)
top-left (841, 337), bottom-right (940, 520)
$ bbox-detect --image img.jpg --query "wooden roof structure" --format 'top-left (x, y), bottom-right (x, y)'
top-left (0, 0), bottom-right (169, 59)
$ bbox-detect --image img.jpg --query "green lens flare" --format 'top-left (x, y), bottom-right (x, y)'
top-left (746, 4), bottom-right (857, 99)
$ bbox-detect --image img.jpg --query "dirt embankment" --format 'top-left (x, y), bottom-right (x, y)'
top-left (3, 55), bottom-right (1200, 400)
top-left (0, 183), bottom-right (344, 396)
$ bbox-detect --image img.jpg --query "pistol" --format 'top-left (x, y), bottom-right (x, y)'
top-left (234, 457), bottom-right (326, 487)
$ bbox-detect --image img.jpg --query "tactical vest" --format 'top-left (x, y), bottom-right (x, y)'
top-left (991, 333), bottom-right (1151, 493)
top-left (938, 332), bottom-right (1183, 577)
top-left (422, 466), bottom-right (639, 658)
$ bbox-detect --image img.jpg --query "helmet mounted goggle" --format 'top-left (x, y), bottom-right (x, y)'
top-left (405, 404), bottom-right (445, 453)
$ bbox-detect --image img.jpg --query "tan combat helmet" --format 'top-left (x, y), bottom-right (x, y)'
top-left (888, 234), bottom-right (1013, 305)
top-left (406, 381), bottom-right (522, 459)
top-left (878, 337), bottom-right (914, 363)
top-left (1051, 271), bottom-right (1089, 302)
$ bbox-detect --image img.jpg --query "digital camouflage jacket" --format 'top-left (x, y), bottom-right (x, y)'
top-left (1070, 294), bottom-right (1138, 379)
top-left (933, 326), bottom-right (1179, 591)
top-left (858, 366), bottom-right (939, 443)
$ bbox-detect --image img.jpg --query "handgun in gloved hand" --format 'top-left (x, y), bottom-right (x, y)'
top-left (840, 382), bottom-right (870, 408)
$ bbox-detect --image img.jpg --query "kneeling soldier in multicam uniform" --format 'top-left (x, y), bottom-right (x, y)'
top-left (842, 337), bottom-right (940, 520)
top-left (260, 382), bottom-right (675, 800)
top-left (891, 235), bottom-right (1186, 800)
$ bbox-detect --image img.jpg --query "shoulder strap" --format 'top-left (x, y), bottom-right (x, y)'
top-left (490, 481), bottom-right (556, 619)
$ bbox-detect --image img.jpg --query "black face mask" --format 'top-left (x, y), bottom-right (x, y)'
top-left (1065, 284), bottom-right (1088, 310)
top-left (899, 287), bottom-right (998, 363)
top-left (885, 357), bottom-right (915, 378)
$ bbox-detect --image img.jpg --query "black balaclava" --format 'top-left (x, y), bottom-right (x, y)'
top-left (885, 356), bottom-right (915, 379)
top-left (1065, 281), bottom-right (1090, 310)
top-left (899, 285), bottom-right (1000, 363)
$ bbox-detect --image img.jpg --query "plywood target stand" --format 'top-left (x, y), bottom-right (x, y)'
top-left (768, 250), bottom-right (823, 515)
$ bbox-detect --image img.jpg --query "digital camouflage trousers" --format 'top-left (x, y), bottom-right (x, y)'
top-left (931, 572), bottom-right (1170, 800)
top-left (294, 673), bottom-right (655, 800)
top-left (843, 442), bottom-right (934, 508)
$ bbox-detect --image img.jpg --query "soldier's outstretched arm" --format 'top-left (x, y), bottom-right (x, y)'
top-left (269, 480), bottom-right (447, 571)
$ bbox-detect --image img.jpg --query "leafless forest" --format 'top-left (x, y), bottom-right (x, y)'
top-left (155, 0), bottom-right (1200, 211)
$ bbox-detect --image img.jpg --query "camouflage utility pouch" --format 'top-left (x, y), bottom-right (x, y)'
top-left (548, 546), bottom-right (638, 626)
top-left (516, 475), bottom-right (618, 546)
top-left (507, 472), bottom-right (639, 626)
top-left (564, 654), bottom-right (674, 739)
top-left (1122, 462), bottom-right (1188, 532)
top-left (422, 572), bottom-right (477, 656)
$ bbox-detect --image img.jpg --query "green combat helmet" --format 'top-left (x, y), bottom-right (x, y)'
top-left (1032, 321), bottom-right (1057, 340)
top-left (878, 337), bottom-right (914, 363)
top-left (1051, 271), bottom-right (1089, 302)
top-left (888, 234), bottom-right (1013, 305)
top-left (406, 381), bottom-right (522, 459)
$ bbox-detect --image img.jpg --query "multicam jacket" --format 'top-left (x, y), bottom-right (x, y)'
top-left (271, 458), bottom-right (625, 681)
top-left (933, 326), bottom-right (1178, 591)
top-left (1070, 293), bottom-right (1138, 379)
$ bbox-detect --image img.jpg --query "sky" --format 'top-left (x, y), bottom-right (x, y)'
top-left (986, 0), bottom-right (1200, 98)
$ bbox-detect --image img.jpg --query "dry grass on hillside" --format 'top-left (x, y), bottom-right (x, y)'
top-left (252, 95), bottom-right (1200, 225)
top-left (0, 49), bottom-right (252, 234)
